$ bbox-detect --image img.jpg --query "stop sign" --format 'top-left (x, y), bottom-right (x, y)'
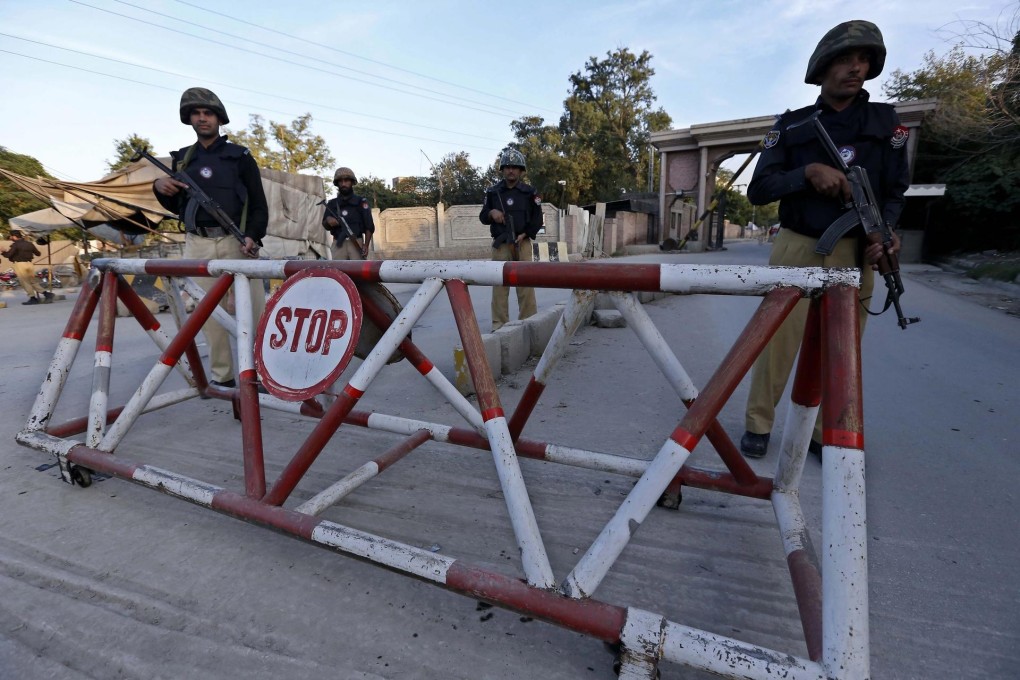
top-left (255, 269), bottom-right (363, 401)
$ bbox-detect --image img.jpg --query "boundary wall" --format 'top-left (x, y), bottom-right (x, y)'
top-left (16, 257), bottom-right (870, 679)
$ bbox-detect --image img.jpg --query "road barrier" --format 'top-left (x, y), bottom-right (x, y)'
top-left (17, 257), bottom-right (868, 679)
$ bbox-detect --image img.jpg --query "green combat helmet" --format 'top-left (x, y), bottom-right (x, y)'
top-left (805, 20), bottom-right (886, 85)
top-left (179, 87), bottom-right (230, 125)
top-left (499, 149), bottom-right (526, 170)
top-left (333, 167), bottom-right (358, 185)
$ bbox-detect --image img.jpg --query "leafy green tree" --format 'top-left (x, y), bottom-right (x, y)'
top-left (560, 48), bottom-right (672, 202)
top-left (107, 133), bottom-right (153, 173)
top-left (883, 16), bottom-right (1020, 252)
top-left (359, 175), bottom-right (425, 210)
top-left (230, 113), bottom-right (335, 176)
top-left (421, 152), bottom-right (488, 206)
top-left (0, 147), bottom-right (52, 232)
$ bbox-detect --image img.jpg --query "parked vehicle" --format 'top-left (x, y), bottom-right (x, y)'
top-left (36, 268), bottom-right (62, 289)
top-left (1, 268), bottom-right (19, 289)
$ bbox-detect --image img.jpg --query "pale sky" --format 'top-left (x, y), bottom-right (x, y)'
top-left (1, 0), bottom-right (1015, 189)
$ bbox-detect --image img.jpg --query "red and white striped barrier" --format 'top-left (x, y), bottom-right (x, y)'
top-left (16, 257), bottom-right (868, 679)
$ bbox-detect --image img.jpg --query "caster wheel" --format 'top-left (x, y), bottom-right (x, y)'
top-left (70, 466), bottom-right (93, 488)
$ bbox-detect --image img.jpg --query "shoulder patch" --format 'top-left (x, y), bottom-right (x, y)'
top-left (891, 125), bottom-right (909, 149)
top-left (763, 130), bottom-right (781, 149)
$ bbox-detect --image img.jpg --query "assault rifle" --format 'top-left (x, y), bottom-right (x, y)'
top-left (318, 199), bottom-right (367, 257)
top-left (490, 191), bottom-right (520, 258)
top-left (132, 147), bottom-right (259, 258)
top-left (788, 111), bottom-right (920, 329)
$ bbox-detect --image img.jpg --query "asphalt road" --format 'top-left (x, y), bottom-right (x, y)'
top-left (0, 241), bottom-right (1016, 679)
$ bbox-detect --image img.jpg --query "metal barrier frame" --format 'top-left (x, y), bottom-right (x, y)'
top-left (16, 257), bottom-right (867, 679)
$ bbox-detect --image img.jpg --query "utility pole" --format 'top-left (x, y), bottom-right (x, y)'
top-left (420, 149), bottom-right (443, 206)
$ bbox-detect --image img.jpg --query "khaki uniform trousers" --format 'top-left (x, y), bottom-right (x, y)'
top-left (745, 229), bottom-right (875, 439)
top-left (330, 239), bottom-right (364, 261)
top-left (14, 261), bottom-right (45, 298)
top-left (491, 237), bottom-right (536, 331)
top-left (183, 234), bottom-right (266, 383)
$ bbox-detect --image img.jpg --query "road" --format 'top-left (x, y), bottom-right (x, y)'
top-left (0, 240), bottom-right (1016, 679)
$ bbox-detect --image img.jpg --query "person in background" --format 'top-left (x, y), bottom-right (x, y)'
top-left (2, 230), bottom-right (51, 305)
top-left (479, 149), bottom-right (542, 331)
top-left (322, 167), bottom-right (374, 260)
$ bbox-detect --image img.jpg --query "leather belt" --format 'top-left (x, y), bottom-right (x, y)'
top-left (188, 226), bottom-right (230, 238)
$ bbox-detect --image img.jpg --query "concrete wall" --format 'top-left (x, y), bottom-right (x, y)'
top-left (369, 203), bottom-right (564, 260)
top-left (602, 212), bottom-right (652, 255)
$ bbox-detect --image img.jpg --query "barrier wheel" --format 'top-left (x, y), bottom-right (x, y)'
top-left (70, 465), bottom-right (93, 488)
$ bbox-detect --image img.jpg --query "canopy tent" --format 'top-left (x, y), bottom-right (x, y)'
top-left (8, 207), bottom-right (80, 232)
top-left (2, 158), bottom-right (331, 259)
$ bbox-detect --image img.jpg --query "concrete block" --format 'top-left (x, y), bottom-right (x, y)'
top-left (637, 290), bottom-right (664, 304)
top-left (494, 322), bottom-right (530, 375)
top-left (522, 304), bottom-right (563, 357)
top-left (452, 332), bottom-right (501, 396)
top-left (594, 292), bottom-right (615, 310)
top-left (592, 309), bottom-right (626, 328)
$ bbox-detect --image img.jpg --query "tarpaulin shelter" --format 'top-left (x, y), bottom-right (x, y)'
top-left (2, 158), bottom-right (331, 259)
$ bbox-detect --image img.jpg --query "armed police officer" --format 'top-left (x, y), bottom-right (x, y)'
top-left (740, 20), bottom-right (909, 460)
top-left (479, 149), bottom-right (542, 332)
top-left (322, 167), bottom-right (374, 260)
top-left (152, 87), bottom-right (269, 390)
top-left (2, 230), bottom-right (51, 305)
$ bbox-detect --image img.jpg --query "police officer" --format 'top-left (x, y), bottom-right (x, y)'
top-left (479, 149), bottom-right (542, 331)
top-left (2, 230), bottom-right (51, 305)
top-left (740, 20), bottom-right (909, 460)
top-left (322, 167), bottom-right (374, 260)
top-left (153, 87), bottom-right (269, 390)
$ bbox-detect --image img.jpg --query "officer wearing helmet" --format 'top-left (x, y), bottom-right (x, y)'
top-left (479, 148), bottom-right (542, 331)
top-left (739, 20), bottom-right (909, 461)
top-left (153, 87), bottom-right (269, 390)
top-left (321, 167), bottom-right (374, 260)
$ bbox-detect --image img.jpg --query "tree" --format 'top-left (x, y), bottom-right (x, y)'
top-left (107, 133), bottom-right (153, 173)
top-left (0, 147), bottom-right (52, 232)
top-left (359, 175), bottom-right (426, 210)
top-left (560, 48), bottom-right (672, 202)
top-left (230, 113), bottom-right (335, 177)
top-left (503, 48), bottom-right (671, 206)
top-left (422, 152), bottom-right (487, 207)
top-left (883, 11), bottom-right (1020, 252)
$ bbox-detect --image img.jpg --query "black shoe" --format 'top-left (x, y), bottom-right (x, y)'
top-left (210, 379), bottom-right (236, 389)
top-left (42, 291), bottom-right (54, 302)
top-left (808, 440), bottom-right (823, 461)
top-left (22, 297), bottom-right (40, 305)
top-left (740, 431), bottom-right (770, 458)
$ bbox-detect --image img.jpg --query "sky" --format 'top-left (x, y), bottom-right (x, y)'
top-left (1, 0), bottom-right (1016, 191)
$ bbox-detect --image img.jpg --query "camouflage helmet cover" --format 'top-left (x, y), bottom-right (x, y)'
top-left (179, 87), bottom-right (230, 125)
top-left (333, 167), bottom-right (358, 185)
top-left (805, 20), bottom-right (886, 85)
top-left (499, 148), bottom-right (526, 170)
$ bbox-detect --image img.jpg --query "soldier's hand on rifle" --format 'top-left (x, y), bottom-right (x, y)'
top-left (864, 231), bottom-right (900, 269)
top-left (805, 163), bottom-right (850, 201)
top-left (489, 209), bottom-right (505, 224)
top-left (154, 176), bottom-right (189, 197)
top-left (240, 236), bottom-right (259, 258)
top-left (325, 216), bottom-right (339, 228)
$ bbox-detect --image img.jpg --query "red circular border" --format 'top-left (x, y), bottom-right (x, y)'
top-left (254, 269), bottom-right (363, 402)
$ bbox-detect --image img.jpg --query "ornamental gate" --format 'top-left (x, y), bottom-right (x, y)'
top-left (17, 257), bottom-right (870, 679)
